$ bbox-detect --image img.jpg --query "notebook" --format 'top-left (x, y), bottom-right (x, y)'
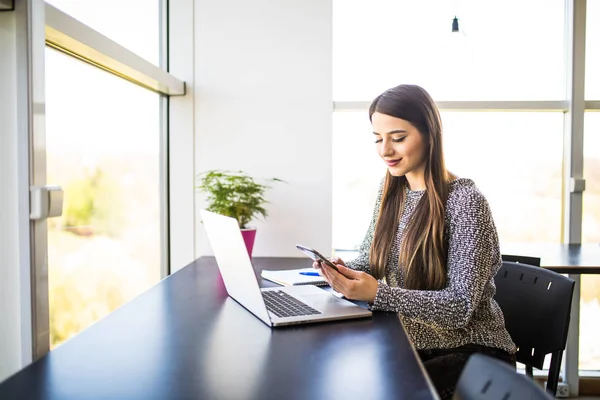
top-left (261, 267), bottom-right (329, 287)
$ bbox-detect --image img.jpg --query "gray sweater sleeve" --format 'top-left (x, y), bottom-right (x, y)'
top-left (344, 180), bottom-right (385, 273)
top-left (370, 189), bottom-right (502, 330)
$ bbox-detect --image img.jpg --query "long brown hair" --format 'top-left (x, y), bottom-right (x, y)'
top-left (368, 85), bottom-right (449, 290)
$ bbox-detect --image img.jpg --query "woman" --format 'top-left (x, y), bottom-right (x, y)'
top-left (315, 84), bottom-right (516, 399)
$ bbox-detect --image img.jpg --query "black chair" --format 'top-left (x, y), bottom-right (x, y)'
top-left (494, 261), bottom-right (575, 396)
top-left (501, 254), bottom-right (541, 267)
top-left (453, 353), bottom-right (552, 400)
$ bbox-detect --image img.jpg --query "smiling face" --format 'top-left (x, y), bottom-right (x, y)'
top-left (371, 112), bottom-right (428, 188)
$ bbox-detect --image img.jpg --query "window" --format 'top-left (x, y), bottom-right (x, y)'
top-left (332, 111), bottom-right (386, 251)
top-left (580, 112), bottom-right (600, 370)
top-left (333, 0), bottom-right (565, 101)
top-left (46, 0), bottom-right (161, 65)
top-left (583, 113), bottom-right (600, 243)
top-left (45, 48), bottom-right (162, 347)
top-left (580, 274), bottom-right (600, 370)
top-left (332, 111), bottom-right (564, 250)
top-left (586, 0), bottom-right (600, 99)
top-left (444, 112), bottom-right (564, 244)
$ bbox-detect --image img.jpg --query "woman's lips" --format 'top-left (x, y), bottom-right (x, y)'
top-left (385, 159), bottom-right (401, 167)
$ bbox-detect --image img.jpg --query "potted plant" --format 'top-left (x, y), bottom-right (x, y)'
top-left (196, 170), bottom-right (284, 257)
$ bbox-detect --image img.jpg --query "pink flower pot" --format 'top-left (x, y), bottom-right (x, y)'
top-left (241, 228), bottom-right (257, 258)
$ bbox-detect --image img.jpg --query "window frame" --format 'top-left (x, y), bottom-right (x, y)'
top-left (14, 0), bottom-right (189, 364)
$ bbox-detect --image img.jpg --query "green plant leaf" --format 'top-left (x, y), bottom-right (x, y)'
top-left (195, 170), bottom-right (285, 229)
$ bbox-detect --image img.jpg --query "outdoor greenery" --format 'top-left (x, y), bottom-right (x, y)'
top-left (196, 170), bottom-right (284, 229)
top-left (63, 173), bottom-right (98, 228)
top-left (62, 167), bottom-right (124, 236)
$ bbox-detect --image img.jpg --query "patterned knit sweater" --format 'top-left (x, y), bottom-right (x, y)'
top-left (346, 178), bottom-right (516, 354)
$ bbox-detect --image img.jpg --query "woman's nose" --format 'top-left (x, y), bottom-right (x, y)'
top-left (381, 141), bottom-right (394, 157)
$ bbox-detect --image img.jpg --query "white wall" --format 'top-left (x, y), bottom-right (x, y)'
top-left (0, 12), bottom-right (23, 383)
top-left (194, 0), bottom-right (333, 257)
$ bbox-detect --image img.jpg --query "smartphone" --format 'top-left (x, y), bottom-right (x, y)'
top-left (295, 244), bottom-right (340, 273)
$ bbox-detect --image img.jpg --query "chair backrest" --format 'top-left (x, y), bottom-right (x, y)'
top-left (501, 254), bottom-right (541, 267)
top-left (453, 353), bottom-right (552, 400)
top-left (494, 261), bottom-right (575, 369)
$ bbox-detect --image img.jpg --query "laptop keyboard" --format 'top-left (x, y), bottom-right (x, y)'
top-left (262, 290), bottom-right (322, 318)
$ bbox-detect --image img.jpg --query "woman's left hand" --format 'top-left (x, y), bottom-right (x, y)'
top-left (320, 263), bottom-right (379, 302)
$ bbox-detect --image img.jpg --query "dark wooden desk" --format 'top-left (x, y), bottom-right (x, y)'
top-left (0, 257), bottom-right (438, 400)
top-left (501, 243), bottom-right (600, 274)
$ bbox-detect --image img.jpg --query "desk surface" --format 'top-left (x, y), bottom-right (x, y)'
top-left (337, 243), bottom-right (600, 274)
top-left (0, 257), bottom-right (437, 400)
top-left (500, 243), bottom-right (600, 274)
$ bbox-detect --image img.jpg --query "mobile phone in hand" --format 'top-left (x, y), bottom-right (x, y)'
top-left (295, 244), bottom-right (340, 273)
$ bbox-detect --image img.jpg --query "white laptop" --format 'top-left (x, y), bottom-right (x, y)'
top-left (200, 209), bottom-right (372, 327)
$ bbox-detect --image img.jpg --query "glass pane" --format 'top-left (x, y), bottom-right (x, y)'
top-left (333, 0), bottom-right (565, 101)
top-left (332, 111), bottom-right (564, 251)
top-left (581, 275), bottom-right (600, 370)
top-left (46, 0), bottom-right (161, 66)
top-left (45, 48), bottom-right (162, 347)
top-left (583, 115), bottom-right (600, 243)
top-left (586, 0), bottom-right (600, 99)
top-left (580, 112), bottom-right (600, 370)
top-left (444, 112), bottom-right (563, 244)
top-left (332, 112), bottom-right (387, 251)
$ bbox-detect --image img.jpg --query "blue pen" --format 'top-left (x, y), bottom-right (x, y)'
top-left (299, 271), bottom-right (320, 276)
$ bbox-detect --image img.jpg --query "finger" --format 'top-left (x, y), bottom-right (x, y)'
top-left (332, 278), bottom-right (352, 298)
top-left (340, 278), bottom-right (355, 296)
top-left (322, 264), bottom-right (338, 286)
top-left (312, 260), bottom-right (322, 269)
top-left (332, 280), bottom-right (347, 297)
top-left (323, 263), bottom-right (341, 282)
top-left (319, 262), bottom-right (332, 281)
top-left (331, 257), bottom-right (345, 266)
top-left (336, 265), bottom-right (361, 280)
top-left (323, 264), bottom-right (345, 293)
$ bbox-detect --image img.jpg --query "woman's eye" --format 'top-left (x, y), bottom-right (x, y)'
top-left (392, 137), bottom-right (406, 143)
top-left (374, 139), bottom-right (382, 144)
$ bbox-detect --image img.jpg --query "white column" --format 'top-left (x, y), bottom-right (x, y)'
top-left (0, 5), bottom-right (34, 381)
top-left (562, 0), bottom-right (587, 396)
top-left (168, 0), bottom-right (196, 272)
